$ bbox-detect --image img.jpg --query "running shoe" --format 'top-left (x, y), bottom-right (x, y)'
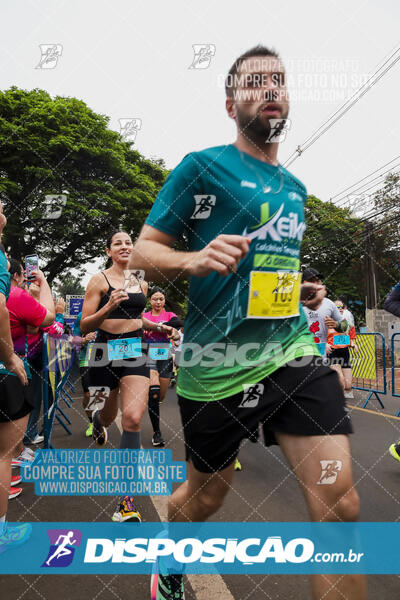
top-left (0, 522), bottom-right (32, 554)
top-left (234, 458), bottom-right (242, 471)
top-left (111, 496), bottom-right (142, 522)
top-left (152, 431), bottom-right (165, 447)
top-left (389, 441), bottom-right (400, 463)
top-left (10, 475), bottom-right (21, 486)
top-left (9, 486), bottom-right (22, 499)
top-left (11, 458), bottom-right (22, 469)
top-left (32, 434), bottom-right (44, 444)
top-left (92, 410), bottom-right (107, 446)
top-left (20, 448), bottom-right (35, 461)
top-left (151, 572), bottom-right (185, 600)
top-left (343, 391), bottom-right (354, 399)
top-left (85, 422), bottom-right (93, 437)
top-left (169, 378), bottom-right (176, 388)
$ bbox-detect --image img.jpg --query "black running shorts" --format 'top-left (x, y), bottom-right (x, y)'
top-left (0, 372), bottom-right (33, 423)
top-left (327, 347), bottom-right (351, 369)
top-left (178, 357), bottom-right (353, 473)
top-left (89, 329), bottom-right (149, 391)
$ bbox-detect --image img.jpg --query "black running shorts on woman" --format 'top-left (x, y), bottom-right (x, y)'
top-left (90, 329), bottom-right (149, 390)
top-left (0, 372), bottom-right (33, 423)
top-left (178, 357), bottom-right (353, 473)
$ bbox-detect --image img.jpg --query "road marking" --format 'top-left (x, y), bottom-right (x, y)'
top-left (115, 412), bottom-right (235, 600)
top-left (348, 405), bottom-right (400, 420)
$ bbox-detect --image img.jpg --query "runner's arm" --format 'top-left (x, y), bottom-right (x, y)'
top-left (131, 225), bottom-right (250, 280)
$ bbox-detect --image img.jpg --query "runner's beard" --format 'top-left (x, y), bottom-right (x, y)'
top-left (236, 105), bottom-right (289, 147)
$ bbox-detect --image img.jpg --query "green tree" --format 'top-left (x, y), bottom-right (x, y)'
top-left (0, 87), bottom-right (166, 282)
top-left (52, 273), bottom-right (85, 298)
top-left (301, 195), bottom-right (364, 300)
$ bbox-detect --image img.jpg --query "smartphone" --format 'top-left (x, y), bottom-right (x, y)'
top-left (25, 254), bottom-right (39, 280)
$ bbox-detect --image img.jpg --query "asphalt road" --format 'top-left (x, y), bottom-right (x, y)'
top-left (2, 367), bottom-right (400, 600)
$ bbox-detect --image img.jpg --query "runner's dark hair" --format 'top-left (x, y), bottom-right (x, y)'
top-left (225, 44), bottom-right (280, 98)
top-left (150, 286), bottom-right (165, 298)
top-left (106, 230), bottom-right (130, 249)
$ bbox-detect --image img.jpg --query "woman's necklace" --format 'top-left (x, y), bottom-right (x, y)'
top-left (239, 150), bottom-right (284, 195)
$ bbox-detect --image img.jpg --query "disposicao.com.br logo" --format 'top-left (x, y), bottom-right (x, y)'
top-left (84, 535), bottom-right (314, 565)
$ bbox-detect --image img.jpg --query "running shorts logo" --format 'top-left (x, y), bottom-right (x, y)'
top-left (239, 383), bottom-right (264, 408)
top-left (87, 387), bottom-right (110, 411)
top-left (42, 529), bottom-right (82, 567)
top-left (191, 195), bottom-right (216, 219)
top-left (317, 460), bottom-right (343, 485)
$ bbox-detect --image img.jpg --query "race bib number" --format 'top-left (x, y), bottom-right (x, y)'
top-left (247, 271), bottom-right (301, 319)
top-left (333, 334), bottom-right (350, 346)
top-left (107, 338), bottom-right (142, 360)
top-left (149, 346), bottom-right (170, 360)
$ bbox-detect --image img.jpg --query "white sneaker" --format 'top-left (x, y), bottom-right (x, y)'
top-left (32, 434), bottom-right (44, 444)
top-left (19, 448), bottom-right (35, 462)
top-left (343, 391), bottom-right (354, 399)
top-left (22, 446), bottom-right (35, 457)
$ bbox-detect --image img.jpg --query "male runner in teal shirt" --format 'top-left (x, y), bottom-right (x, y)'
top-left (131, 46), bottom-right (365, 600)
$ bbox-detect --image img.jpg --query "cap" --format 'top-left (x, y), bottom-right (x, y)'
top-left (302, 267), bottom-right (323, 282)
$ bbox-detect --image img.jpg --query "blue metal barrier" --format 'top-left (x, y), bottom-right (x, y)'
top-left (390, 333), bottom-right (400, 417)
top-left (42, 333), bottom-right (76, 448)
top-left (351, 332), bottom-right (386, 408)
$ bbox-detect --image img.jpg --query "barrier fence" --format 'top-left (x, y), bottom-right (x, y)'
top-left (390, 332), bottom-right (400, 417)
top-left (42, 333), bottom-right (76, 448)
top-left (350, 332), bottom-right (386, 408)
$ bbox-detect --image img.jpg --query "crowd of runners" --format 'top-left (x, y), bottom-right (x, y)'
top-left (0, 44), bottom-right (399, 600)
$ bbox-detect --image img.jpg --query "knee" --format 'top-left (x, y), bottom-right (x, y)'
top-left (194, 486), bottom-right (228, 518)
top-left (312, 488), bottom-right (360, 522)
top-left (336, 489), bottom-right (360, 522)
top-left (121, 412), bottom-right (141, 431)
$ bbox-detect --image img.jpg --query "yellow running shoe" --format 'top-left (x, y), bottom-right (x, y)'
top-left (234, 458), bottom-right (242, 471)
top-left (389, 442), bottom-right (400, 463)
top-left (112, 496), bottom-right (142, 522)
top-left (85, 422), bottom-right (93, 437)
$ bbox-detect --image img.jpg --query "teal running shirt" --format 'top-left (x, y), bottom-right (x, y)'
top-left (146, 144), bottom-right (318, 401)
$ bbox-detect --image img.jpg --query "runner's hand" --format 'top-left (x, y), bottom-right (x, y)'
top-left (163, 326), bottom-right (179, 340)
top-left (85, 331), bottom-right (97, 342)
top-left (188, 234), bottom-right (251, 277)
top-left (325, 343), bottom-right (333, 355)
top-left (106, 289), bottom-right (129, 312)
top-left (324, 316), bottom-right (337, 329)
top-left (3, 353), bottom-right (28, 386)
top-left (301, 283), bottom-right (326, 309)
top-left (29, 282), bottom-right (40, 300)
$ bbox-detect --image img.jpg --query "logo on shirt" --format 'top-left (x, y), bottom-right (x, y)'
top-left (241, 180), bottom-right (257, 189)
top-left (243, 202), bottom-right (306, 242)
top-left (191, 195), bottom-right (216, 219)
top-left (239, 383), bottom-right (264, 408)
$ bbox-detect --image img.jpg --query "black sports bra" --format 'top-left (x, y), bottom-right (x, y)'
top-left (97, 273), bottom-right (147, 320)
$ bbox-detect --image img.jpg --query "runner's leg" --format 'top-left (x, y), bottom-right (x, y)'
top-left (276, 432), bottom-right (366, 600)
top-left (0, 416), bottom-right (29, 517)
top-left (168, 460), bottom-right (235, 522)
top-left (329, 364), bottom-right (345, 390)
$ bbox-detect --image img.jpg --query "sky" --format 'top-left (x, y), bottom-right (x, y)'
top-left (1, 0), bottom-right (400, 286)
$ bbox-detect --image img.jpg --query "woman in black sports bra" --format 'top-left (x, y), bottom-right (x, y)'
top-left (81, 230), bottom-right (175, 523)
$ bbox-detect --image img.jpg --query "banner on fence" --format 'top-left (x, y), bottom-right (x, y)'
top-left (350, 334), bottom-right (376, 380)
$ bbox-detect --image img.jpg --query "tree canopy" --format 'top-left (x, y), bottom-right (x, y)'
top-left (0, 87), bottom-right (166, 282)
